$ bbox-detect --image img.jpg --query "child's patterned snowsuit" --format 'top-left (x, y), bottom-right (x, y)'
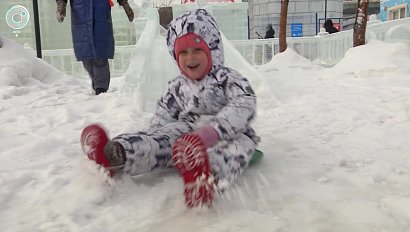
top-left (114, 9), bottom-right (259, 184)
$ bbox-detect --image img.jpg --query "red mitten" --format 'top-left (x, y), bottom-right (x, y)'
top-left (172, 133), bottom-right (214, 208)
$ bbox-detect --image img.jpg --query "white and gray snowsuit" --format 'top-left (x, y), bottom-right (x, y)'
top-left (114, 9), bottom-right (259, 184)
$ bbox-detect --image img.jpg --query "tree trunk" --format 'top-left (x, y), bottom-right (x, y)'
top-left (353, 0), bottom-right (369, 47)
top-left (279, 0), bottom-right (289, 52)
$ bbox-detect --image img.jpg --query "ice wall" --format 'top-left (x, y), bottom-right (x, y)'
top-left (0, 1), bottom-right (138, 50)
top-left (172, 1), bottom-right (249, 40)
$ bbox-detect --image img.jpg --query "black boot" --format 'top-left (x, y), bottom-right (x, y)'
top-left (104, 141), bottom-right (126, 168)
top-left (95, 88), bottom-right (107, 95)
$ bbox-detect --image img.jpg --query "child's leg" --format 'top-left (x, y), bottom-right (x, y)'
top-left (207, 134), bottom-right (256, 185)
top-left (113, 122), bottom-right (192, 176)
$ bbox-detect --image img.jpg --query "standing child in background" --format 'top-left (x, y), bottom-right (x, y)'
top-left (81, 9), bottom-right (260, 207)
top-left (55, 0), bottom-right (135, 95)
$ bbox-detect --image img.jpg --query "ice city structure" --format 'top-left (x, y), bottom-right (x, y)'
top-left (1, 0), bottom-right (410, 111)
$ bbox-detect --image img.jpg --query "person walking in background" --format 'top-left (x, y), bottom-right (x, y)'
top-left (264, 23), bottom-right (275, 39)
top-left (324, 19), bottom-right (339, 34)
top-left (264, 23), bottom-right (275, 62)
top-left (55, 0), bottom-right (135, 95)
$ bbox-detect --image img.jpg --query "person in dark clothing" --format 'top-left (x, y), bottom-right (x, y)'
top-left (263, 24), bottom-right (275, 61)
top-left (55, 0), bottom-right (135, 95)
top-left (264, 23), bottom-right (275, 39)
top-left (324, 19), bottom-right (339, 34)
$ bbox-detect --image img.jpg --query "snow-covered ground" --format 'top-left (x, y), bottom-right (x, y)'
top-left (1, 33), bottom-right (410, 231)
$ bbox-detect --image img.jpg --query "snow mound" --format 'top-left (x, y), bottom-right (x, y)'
top-left (257, 48), bottom-right (322, 72)
top-left (0, 35), bottom-right (75, 87)
top-left (332, 40), bottom-right (410, 78)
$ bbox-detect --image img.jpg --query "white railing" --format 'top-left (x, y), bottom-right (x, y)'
top-left (42, 17), bottom-right (410, 78)
top-left (42, 18), bottom-right (147, 78)
top-left (230, 17), bottom-right (410, 67)
top-left (42, 45), bottom-right (137, 78)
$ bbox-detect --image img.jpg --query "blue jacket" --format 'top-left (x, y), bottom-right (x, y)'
top-left (69, 0), bottom-right (116, 60)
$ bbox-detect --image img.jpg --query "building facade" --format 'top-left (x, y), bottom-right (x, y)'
top-left (343, 0), bottom-right (380, 16)
top-left (248, 0), bottom-right (343, 38)
top-left (380, 0), bottom-right (409, 21)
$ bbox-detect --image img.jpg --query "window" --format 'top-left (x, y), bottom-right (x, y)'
top-left (388, 3), bottom-right (407, 20)
top-left (400, 7), bottom-right (406, 18)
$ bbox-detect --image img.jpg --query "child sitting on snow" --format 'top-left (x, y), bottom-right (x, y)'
top-left (81, 9), bottom-right (259, 207)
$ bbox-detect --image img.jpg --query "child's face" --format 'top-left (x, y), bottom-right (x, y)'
top-left (178, 47), bottom-right (209, 80)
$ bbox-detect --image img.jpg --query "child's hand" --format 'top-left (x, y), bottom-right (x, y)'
top-left (194, 126), bottom-right (220, 148)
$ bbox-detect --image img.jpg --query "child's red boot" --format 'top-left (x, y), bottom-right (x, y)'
top-left (81, 124), bottom-right (125, 176)
top-left (172, 134), bottom-right (214, 208)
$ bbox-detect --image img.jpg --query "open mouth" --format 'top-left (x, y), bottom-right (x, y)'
top-left (187, 64), bottom-right (200, 70)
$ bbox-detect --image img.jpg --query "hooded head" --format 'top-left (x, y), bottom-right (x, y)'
top-left (167, 9), bottom-right (224, 80)
top-left (324, 19), bottom-right (334, 27)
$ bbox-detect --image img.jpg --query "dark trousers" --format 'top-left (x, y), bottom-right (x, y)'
top-left (82, 58), bottom-right (110, 90)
